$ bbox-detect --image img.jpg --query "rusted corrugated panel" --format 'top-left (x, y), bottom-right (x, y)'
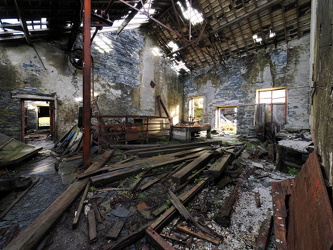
top-left (272, 152), bottom-right (333, 250)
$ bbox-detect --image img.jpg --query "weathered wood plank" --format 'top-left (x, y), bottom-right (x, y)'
top-left (213, 185), bottom-right (239, 227)
top-left (150, 177), bottom-right (209, 233)
top-left (145, 226), bottom-right (175, 250)
top-left (90, 152), bottom-right (203, 186)
top-left (255, 216), bottom-right (273, 250)
top-left (106, 220), bottom-right (125, 240)
top-left (206, 153), bottom-right (232, 179)
top-left (3, 150), bottom-right (114, 250)
top-left (176, 225), bottom-right (221, 245)
top-left (72, 182), bottom-right (90, 228)
top-left (87, 209), bottom-right (97, 243)
top-left (138, 173), bottom-right (168, 191)
top-left (171, 151), bottom-right (213, 185)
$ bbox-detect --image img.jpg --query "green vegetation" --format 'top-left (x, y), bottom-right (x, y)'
top-left (138, 193), bottom-right (147, 201)
top-left (287, 166), bottom-right (300, 175)
top-left (89, 186), bottom-right (97, 192)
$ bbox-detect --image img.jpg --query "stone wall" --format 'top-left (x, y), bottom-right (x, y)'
top-left (311, 0), bottom-right (333, 187)
top-left (0, 29), bottom-right (182, 140)
top-left (183, 34), bottom-right (310, 135)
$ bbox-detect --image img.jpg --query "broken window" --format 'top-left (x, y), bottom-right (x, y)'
top-left (255, 88), bottom-right (287, 126)
top-left (189, 97), bottom-right (204, 122)
top-left (217, 107), bottom-right (237, 134)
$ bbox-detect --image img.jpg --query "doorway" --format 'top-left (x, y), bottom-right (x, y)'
top-left (21, 99), bottom-right (55, 142)
top-left (217, 106), bottom-right (237, 134)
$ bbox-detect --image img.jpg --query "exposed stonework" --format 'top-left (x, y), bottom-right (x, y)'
top-left (183, 35), bottom-right (310, 135)
top-left (311, 0), bottom-right (333, 187)
top-left (0, 30), bottom-right (182, 140)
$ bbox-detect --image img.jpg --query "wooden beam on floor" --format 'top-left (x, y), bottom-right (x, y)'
top-left (172, 151), bottom-right (214, 185)
top-left (3, 150), bottom-right (114, 250)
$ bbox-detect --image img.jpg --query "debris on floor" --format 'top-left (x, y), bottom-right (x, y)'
top-left (1, 130), bottom-right (331, 250)
top-left (0, 133), bottom-right (42, 168)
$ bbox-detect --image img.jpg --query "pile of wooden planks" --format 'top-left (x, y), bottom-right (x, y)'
top-left (3, 140), bottom-right (249, 250)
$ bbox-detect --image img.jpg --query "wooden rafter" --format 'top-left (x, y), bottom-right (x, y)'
top-left (13, 0), bottom-right (32, 45)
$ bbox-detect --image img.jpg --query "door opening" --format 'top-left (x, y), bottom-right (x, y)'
top-left (217, 106), bottom-right (237, 134)
top-left (21, 100), bottom-right (55, 142)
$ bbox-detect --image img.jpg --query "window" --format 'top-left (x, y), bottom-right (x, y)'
top-left (256, 88), bottom-right (287, 125)
top-left (257, 88), bottom-right (286, 104)
top-left (189, 97), bottom-right (204, 122)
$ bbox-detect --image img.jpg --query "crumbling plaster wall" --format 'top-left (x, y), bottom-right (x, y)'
top-left (0, 29), bottom-right (182, 140)
top-left (183, 34), bottom-right (310, 135)
top-left (311, 0), bottom-right (333, 186)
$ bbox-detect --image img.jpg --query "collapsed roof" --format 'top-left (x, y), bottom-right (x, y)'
top-left (0, 0), bottom-right (311, 70)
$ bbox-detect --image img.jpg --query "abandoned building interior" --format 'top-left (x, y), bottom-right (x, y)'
top-left (0, 0), bottom-right (333, 249)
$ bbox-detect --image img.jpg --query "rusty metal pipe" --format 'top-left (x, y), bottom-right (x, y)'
top-left (83, 0), bottom-right (92, 167)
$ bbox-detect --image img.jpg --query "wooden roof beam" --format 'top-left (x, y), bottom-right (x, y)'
top-left (13, 0), bottom-right (32, 45)
top-left (169, 0), bottom-right (285, 56)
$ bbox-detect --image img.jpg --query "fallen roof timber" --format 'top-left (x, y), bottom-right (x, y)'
top-left (126, 140), bottom-right (222, 155)
top-left (271, 152), bottom-right (333, 250)
top-left (172, 151), bottom-right (215, 185)
top-left (79, 147), bottom-right (210, 179)
top-left (90, 151), bottom-right (205, 186)
top-left (4, 150), bottom-right (114, 250)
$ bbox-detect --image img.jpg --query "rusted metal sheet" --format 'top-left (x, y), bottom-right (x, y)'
top-left (272, 152), bottom-right (333, 250)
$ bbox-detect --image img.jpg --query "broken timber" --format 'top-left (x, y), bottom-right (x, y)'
top-left (145, 226), bottom-right (175, 250)
top-left (79, 147), bottom-right (208, 180)
top-left (176, 225), bottom-right (221, 245)
top-left (206, 153), bottom-right (232, 179)
top-left (150, 177), bottom-right (209, 233)
top-left (213, 185), bottom-right (239, 227)
top-left (72, 182), bottom-right (90, 228)
top-left (172, 150), bottom-right (214, 185)
top-left (255, 216), bottom-right (273, 250)
top-left (4, 150), bottom-right (114, 250)
top-left (167, 190), bottom-right (218, 238)
top-left (90, 151), bottom-right (204, 186)
top-left (106, 220), bottom-right (125, 240)
top-left (87, 209), bottom-right (97, 243)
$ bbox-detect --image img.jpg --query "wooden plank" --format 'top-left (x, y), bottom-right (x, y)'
top-left (213, 185), bottom-right (239, 227)
top-left (3, 150), bottom-right (114, 250)
top-left (138, 173), bottom-right (168, 191)
top-left (145, 226), bottom-right (175, 250)
top-left (176, 225), bottom-right (221, 245)
top-left (104, 222), bottom-right (151, 250)
top-left (90, 152), bottom-right (203, 186)
top-left (255, 216), bottom-right (273, 250)
top-left (79, 148), bottom-right (205, 180)
top-left (0, 178), bottom-right (39, 220)
top-left (206, 153), bottom-right (232, 179)
top-left (92, 203), bottom-right (102, 223)
top-left (106, 220), bottom-right (125, 240)
top-left (87, 209), bottom-right (97, 243)
top-left (72, 182), bottom-right (90, 228)
top-left (172, 151), bottom-right (213, 185)
top-left (150, 177), bottom-right (209, 233)
top-left (137, 146), bottom-right (210, 158)
top-left (126, 140), bottom-right (222, 154)
top-left (167, 190), bottom-right (216, 237)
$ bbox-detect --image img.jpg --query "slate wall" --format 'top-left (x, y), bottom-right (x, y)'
top-left (0, 29), bottom-right (182, 140)
top-left (183, 34), bottom-right (310, 135)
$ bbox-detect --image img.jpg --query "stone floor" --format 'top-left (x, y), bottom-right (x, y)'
top-left (0, 139), bottom-right (71, 248)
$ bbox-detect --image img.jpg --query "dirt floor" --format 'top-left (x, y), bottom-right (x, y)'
top-left (0, 134), bottom-right (296, 249)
